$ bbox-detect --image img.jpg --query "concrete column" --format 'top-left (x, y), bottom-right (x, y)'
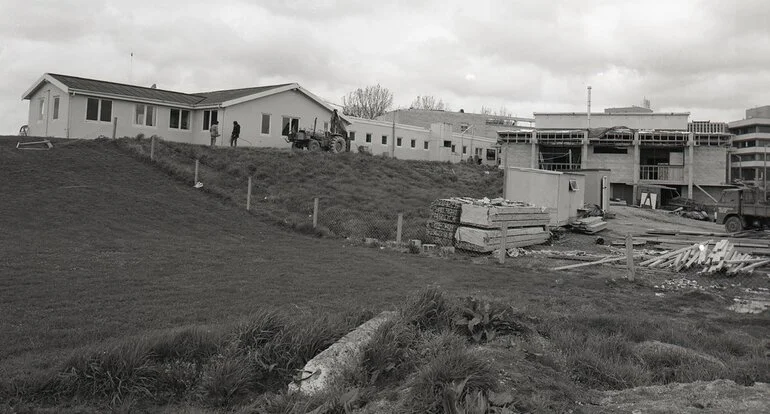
top-left (632, 132), bottom-right (640, 205)
top-left (531, 131), bottom-right (538, 169)
top-left (688, 132), bottom-right (694, 198)
top-left (581, 130), bottom-right (589, 169)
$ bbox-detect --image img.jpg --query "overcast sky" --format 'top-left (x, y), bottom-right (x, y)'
top-left (1, 0), bottom-right (769, 134)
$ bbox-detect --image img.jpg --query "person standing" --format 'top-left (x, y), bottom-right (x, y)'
top-left (209, 121), bottom-right (220, 148)
top-left (231, 121), bottom-right (241, 147)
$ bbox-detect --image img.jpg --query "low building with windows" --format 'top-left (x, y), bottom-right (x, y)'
top-left (346, 117), bottom-right (500, 165)
top-left (498, 110), bottom-right (732, 205)
top-left (22, 73), bottom-right (347, 147)
top-left (375, 108), bottom-right (535, 139)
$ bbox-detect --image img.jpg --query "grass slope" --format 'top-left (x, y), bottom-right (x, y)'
top-left (113, 137), bottom-right (503, 240)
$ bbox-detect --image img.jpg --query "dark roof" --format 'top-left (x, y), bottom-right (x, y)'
top-left (49, 73), bottom-right (204, 106)
top-left (194, 84), bottom-right (293, 105)
top-left (587, 126), bottom-right (634, 138)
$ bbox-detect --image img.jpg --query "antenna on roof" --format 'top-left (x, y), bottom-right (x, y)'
top-left (129, 52), bottom-right (133, 84)
top-left (587, 86), bottom-right (592, 129)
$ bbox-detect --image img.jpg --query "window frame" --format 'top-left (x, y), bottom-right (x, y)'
top-left (424, 141), bottom-right (429, 150)
top-left (366, 133), bottom-right (372, 143)
top-left (38, 98), bottom-right (45, 121)
top-left (281, 116), bottom-right (300, 136)
top-left (261, 113), bottom-right (271, 135)
top-left (202, 110), bottom-right (219, 131)
top-left (85, 98), bottom-right (113, 123)
top-left (410, 139), bottom-right (416, 148)
top-left (169, 108), bottom-right (191, 130)
top-left (349, 131), bottom-right (356, 141)
top-left (396, 136), bottom-right (403, 147)
top-left (52, 96), bottom-right (60, 120)
top-left (382, 135), bottom-right (388, 145)
top-left (133, 104), bottom-right (156, 127)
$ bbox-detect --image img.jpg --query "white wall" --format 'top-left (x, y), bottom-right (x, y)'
top-left (26, 82), bottom-right (69, 137)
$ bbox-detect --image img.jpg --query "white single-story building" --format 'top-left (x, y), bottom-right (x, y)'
top-left (22, 73), bottom-right (347, 147)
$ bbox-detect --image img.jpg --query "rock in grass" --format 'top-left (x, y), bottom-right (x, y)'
top-left (288, 311), bottom-right (397, 396)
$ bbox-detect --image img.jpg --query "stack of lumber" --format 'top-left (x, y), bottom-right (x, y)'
top-left (426, 198), bottom-right (465, 246)
top-left (639, 239), bottom-right (770, 274)
top-left (454, 199), bottom-right (550, 253)
top-left (570, 216), bottom-right (607, 234)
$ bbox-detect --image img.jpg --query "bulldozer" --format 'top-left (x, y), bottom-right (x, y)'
top-left (286, 109), bottom-right (348, 153)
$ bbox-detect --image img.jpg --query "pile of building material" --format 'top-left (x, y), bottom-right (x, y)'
top-left (636, 229), bottom-right (770, 256)
top-left (570, 216), bottom-right (607, 234)
top-left (428, 197), bottom-right (551, 252)
top-left (639, 240), bottom-right (770, 275)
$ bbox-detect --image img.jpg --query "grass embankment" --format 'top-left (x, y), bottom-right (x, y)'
top-left (3, 288), bottom-right (768, 413)
top-left (112, 137), bottom-right (503, 241)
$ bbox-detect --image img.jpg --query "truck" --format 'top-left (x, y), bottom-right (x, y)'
top-left (715, 186), bottom-right (770, 233)
top-left (285, 109), bottom-right (348, 153)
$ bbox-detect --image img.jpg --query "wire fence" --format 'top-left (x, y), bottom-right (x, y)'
top-left (113, 135), bottom-right (438, 246)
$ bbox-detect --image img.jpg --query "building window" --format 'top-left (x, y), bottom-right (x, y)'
top-left (451, 144), bottom-right (456, 153)
top-left (486, 148), bottom-right (497, 161)
top-left (281, 116), bottom-right (300, 136)
top-left (38, 98), bottom-right (45, 121)
top-left (443, 140), bottom-right (452, 148)
top-left (261, 114), bottom-right (270, 135)
top-left (410, 139), bottom-right (416, 148)
top-left (349, 131), bottom-right (356, 141)
top-left (424, 141), bottom-right (429, 150)
top-left (462, 146), bottom-right (467, 155)
top-left (382, 135), bottom-right (388, 145)
top-left (134, 104), bottom-right (156, 127)
top-left (366, 133), bottom-right (372, 143)
top-left (324, 122), bottom-right (329, 131)
top-left (397, 137), bottom-right (402, 147)
top-left (460, 123), bottom-right (469, 132)
top-left (52, 96), bottom-right (59, 120)
top-left (170, 108), bottom-right (190, 130)
top-left (86, 98), bottom-right (112, 122)
top-left (203, 110), bottom-right (219, 130)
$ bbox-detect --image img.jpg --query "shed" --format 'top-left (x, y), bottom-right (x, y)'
top-left (504, 167), bottom-right (585, 226)
top-left (568, 169), bottom-right (611, 212)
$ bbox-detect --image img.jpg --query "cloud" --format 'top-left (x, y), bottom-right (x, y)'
top-left (2, 0), bottom-right (770, 134)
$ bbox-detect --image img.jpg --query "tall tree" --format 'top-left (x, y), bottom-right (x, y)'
top-left (410, 95), bottom-right (448, 111)
top-left (342, 84), bottom-right (394, 119)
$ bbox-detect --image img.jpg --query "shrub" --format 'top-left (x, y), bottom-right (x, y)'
top-left (400, 287), bottom-right (456, 332)
top-left (453, 297), bottom-right (531, 343)
top-left (360, 318), bottom-right (419, 385)
top-left (198, 355), bottom-right (253, 407)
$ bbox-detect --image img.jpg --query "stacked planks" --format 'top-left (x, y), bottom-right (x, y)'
top-left (454, 200), bottom-right (550, 253)
top-left (426, 198), bottom-right (470, 246)
top-left (639, 239), bottom-right (770, 274)
top-left (636, 228), bottom-right (770, 256)
top-left (570, 216), bottom-right (607, 234)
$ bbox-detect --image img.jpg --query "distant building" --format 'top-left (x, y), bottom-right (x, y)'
top-left (728, 106), bottom-right (770, 184)
top-left (498, 109), bottom-right (732, 206)
top-left (375, 108), bottom-right (535, 139)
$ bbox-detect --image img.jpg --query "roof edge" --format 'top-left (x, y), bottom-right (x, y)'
top-left (22, 73), bottom-right (69, 100)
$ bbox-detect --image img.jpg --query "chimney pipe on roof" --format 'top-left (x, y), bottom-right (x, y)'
top-left (587, 86), bottom-right (592, 129)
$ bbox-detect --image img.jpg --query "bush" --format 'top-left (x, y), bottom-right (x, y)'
top-left (198, 355), bottom-right (253, 407)
top-left (400, 287), bottom-right (456, 332)
top-left (360, 319), bottom-right (419, 385)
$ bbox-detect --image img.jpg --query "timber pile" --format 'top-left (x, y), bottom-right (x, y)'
top-left (570, 216), bottom-right (607, 234)
top-left (427, 197), bottom-right (551, 252)
top-left (637, 228), bottom-right (770, 256)
top-left (639, 239), bottom-right (770, 274)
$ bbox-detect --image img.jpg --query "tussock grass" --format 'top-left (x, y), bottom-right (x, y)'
top-left (400, 286), bottom-right (456, 332)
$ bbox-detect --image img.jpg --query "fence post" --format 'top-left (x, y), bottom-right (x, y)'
top-left (112, 117), bottom-right (117, 139)
top-left (246, 176), bottom-right (252, 211)
top-left (194, 159), bottom-right (199, 184)
top-left (626, 233), bottom-right (636, 281)
top-left (396, 213), bottom-right (403, 244)
top-left (498, 223), bottom-right (508, 264)
top-left (150, 136), bottom-right (155, 160)
top-left (313, 197), bottom-right (319, 228)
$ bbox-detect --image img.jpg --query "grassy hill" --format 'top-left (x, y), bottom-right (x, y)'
top-left (113, 137), bottom-right (503, 240)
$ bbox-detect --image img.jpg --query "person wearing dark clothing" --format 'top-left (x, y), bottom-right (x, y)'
top-left (231, 121), bottom-right (241, 147)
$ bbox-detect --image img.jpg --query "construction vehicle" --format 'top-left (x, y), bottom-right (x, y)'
top-left (286, 110), bottom-right (348, 153)
top-left (715, 186), bottom-right (770, 232)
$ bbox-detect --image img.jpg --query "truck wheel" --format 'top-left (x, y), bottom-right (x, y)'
top-left (308, 140), bottom-right (321, 152)
top-left (330, 137), bottom-right (346, 153)
top-left (725, 216), bottom-right (743, 233)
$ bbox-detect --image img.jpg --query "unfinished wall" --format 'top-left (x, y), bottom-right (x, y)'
top-left (584, 148), bottom-right (634, 184)
top-left (535, 113), bottom-right (689, 130)
top-left (691, 146), bottom-right (728, 185)
top-left (502, 144), bottom-right (532, 168)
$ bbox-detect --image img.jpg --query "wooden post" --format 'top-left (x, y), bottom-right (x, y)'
top-left (194, 159), bottom-right (199, 184)
top-left (499, 223), bottom-right (508, 264)
top-left (396, 213), bottom-right (403, 244)
top-left (246, 176), bottom-right (252, 211)
top-left (626, 233), bottom-right (636, 281)
top-left (313, 197), bottom-right (319, 228)
top-left (112, 117), bottom-right (117, 139)
top-left (150, 136), bottom-right (155, 160)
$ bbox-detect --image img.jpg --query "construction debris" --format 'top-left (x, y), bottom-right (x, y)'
top-left (16, 140), bottom-right (53, 150)
top-left (570, 216), bottom-right (607, 234)
top-left (638, 239), bottom-right (770, 275)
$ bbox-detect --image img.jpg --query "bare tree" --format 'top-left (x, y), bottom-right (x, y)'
top-left (342, 84), bottom-right (394, 119)
top-left (480, 105), bottom-right (492, 115)
top-left (410, 95), bottom-right (448, 111)
top-left (496, 105), bottom-right (513, 117)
